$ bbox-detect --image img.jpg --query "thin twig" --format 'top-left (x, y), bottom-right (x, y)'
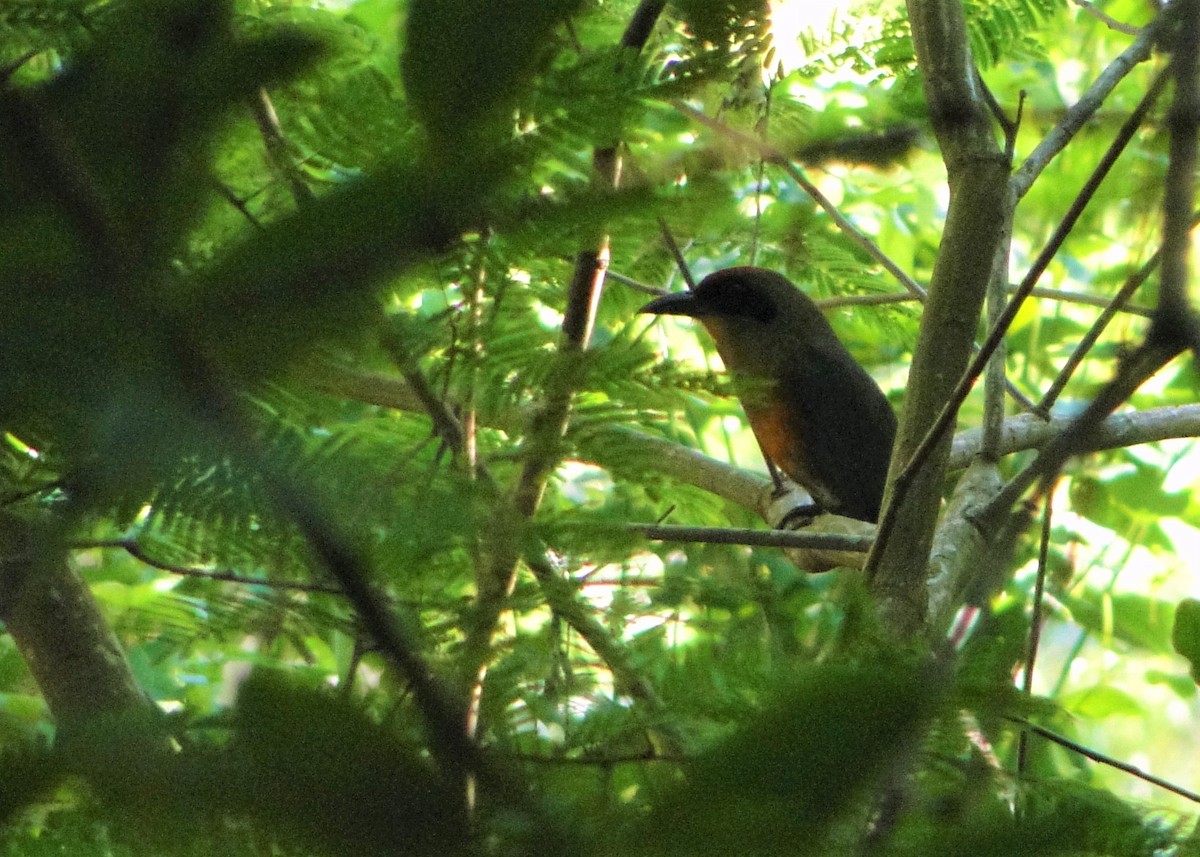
top-left (605, 269), bottom-right (668, 296)
top-left (658, 217), bottom-right (696, 289)
top-left (212, 180), bottom-right (266, 231)
top-left (383, 340), bottom-right (469, 465)
top-left (1072, 0), bottom-right (1142, 36)
top-left (676, 103), bottom-right (927, 301)
top-left (978, 337), bottom-right (1179, 527)
top-left (1016, 489), bottom-right (1053, 777)
top-left (1038, 239), bottom-right (1168, 412)
top-left (250, 88), bottom-right (314, 208)
top-left (1021, 284), bottom-right (1154, 317)
top-left (74, 538), bottom-right (343, 594)
top-left (975, 23), bottom-right (1200, 524)
top-left (1012, 719), bottom-right (1200, 804)
top-left (1, 49), bottom-right (39, 82)
top-left (975, 66), bottom-right (1018, 143)
top-left (1012, 11), bottom-right (1166, 196)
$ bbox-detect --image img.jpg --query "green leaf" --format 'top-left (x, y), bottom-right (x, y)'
top-left (1058, 684), bottom-right (1145, 719)
top-left (1171, 598), bottom-right (1200, 685)
top-left (1144, 668), bottom-right (1197, 698)
top-left (402, 0), bottom-right (584, 147)
top-left (632, 657), bottom-right (939, 856)
top-left (225, 670), bottom-right (468, 856)
top-left (1062, 590), bottom-right (1176, 654)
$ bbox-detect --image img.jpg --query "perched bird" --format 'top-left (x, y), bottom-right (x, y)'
top-left (640, 267), bottom-right (897, 523)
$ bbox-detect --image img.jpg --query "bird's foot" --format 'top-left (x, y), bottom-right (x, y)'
top-left (775, 503), bottom-right (820, 530)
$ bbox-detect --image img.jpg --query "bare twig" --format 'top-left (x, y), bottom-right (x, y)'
top-left (1016, 489), bottom-right (1053, 777)
top-left (1012, 719), bottom-right (1200, 804)
top-left (1, 49), bottom-right (39, 82)
top-left (974, 12), bottom-right (1200, 526)
top-left (382, 337), bottom-right (470, 466)
top-left (1020, 284), bottom-right (1154, 317)
top-left (658, 217), bottom-right (696, 289)
top-left (675, 103), bottom-right (927, 301)
top-left (605, 269), bottom-right (669, 297)
top-left (212, 180), bottom-right (266, 231)
top-left (250, 88), bottom-right (313, 207)
top-left (1071, 0), bottom-right (1142, 37)
top-left (978, 335), bottom-right (1181, 529)
top-left (75, 538), bottom-right (343, 594)
top-left (1013, 11), bottom-right (1167, 196)
top-left (1038, 237), bottom-right (1169, 412)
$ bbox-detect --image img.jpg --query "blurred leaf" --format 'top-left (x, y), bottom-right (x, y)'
top-left (224, 670), bottom-right (468, 856)
top-left (79, 671), bottom-right (468, 856)
top-left (631, 657), bottom-right (940, 856)
top-left (1062, 590), bottom-right (1176, 654)
top-left (1144, 668), bottom-right (1197, 698)
top-left (1171, 598), bottom-right (1200, 685)
top-left (0, 0), bottom-right (325, 505)
top-left (402, 0), bottom-right (584, 147)
top-left (1057, 684), bottom-right (1145, 719)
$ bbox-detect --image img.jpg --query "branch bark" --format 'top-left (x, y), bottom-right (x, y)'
top-left (866, 0), bottom-right (1010, 634)
top-left (0, 515), bottom-right (157, 737)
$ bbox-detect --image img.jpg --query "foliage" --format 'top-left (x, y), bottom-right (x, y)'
top-left (0, 0), bottom-right (1198, 854)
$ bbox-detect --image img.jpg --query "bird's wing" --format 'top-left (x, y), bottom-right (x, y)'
top-left (772, 347), bottom-right (897, 522)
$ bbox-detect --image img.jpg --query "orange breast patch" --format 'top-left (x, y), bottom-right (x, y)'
top-left (745, 397), bottom-right (808, 484)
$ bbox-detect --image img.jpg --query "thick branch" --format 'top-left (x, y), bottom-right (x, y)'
top-left (0, 516), bottom-right (156, 735)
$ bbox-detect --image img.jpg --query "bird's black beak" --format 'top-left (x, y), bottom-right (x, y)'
top-left (638, 291), bottom-right (703, 317)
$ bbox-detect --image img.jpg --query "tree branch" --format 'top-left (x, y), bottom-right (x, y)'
top-left (462, 1), bottom-right (669, 734)
top-left (866, 0), bottom-right (1009, 633)
top-left (872, 65), bottom-right (1169, 616)
top-left (1012, 10), bottom-right (1166, 197)
top-left (300, 361), bottom-right (1200, 525)
top-left (0, 516), bottom-right (159, 735)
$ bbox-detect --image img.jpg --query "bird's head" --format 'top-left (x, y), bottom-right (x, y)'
top-left (639, 267), bottom-right (838, 375)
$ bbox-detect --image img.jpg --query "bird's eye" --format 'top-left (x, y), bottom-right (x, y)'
top-left (724, 280), bottom-right (749, 304)
top-left (723, 280), bottom-right (774, 322)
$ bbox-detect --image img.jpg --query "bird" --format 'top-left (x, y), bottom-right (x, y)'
top-left (640, 266), bottom-right (897, 523)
